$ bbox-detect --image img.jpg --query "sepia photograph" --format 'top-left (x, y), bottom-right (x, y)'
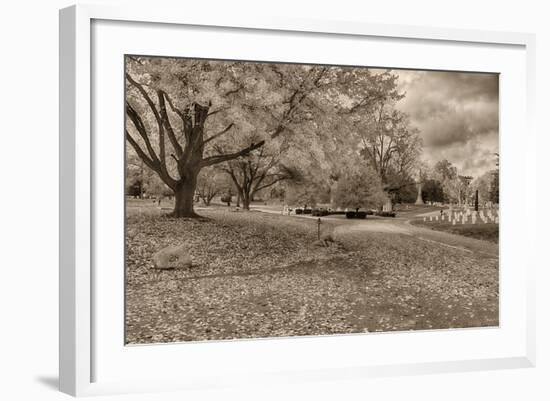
top-left (124, 56), bottom-right (499, 344)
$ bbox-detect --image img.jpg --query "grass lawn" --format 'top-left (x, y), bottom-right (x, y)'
top-left (126, 207), bottom-right (498, 344)
top-left (409, 219), bottom-right (499, 243)
top-left (392, 204), bottom-right (444, 218)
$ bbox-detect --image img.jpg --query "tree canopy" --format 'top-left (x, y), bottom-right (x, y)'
top-left (125, 57), bottom-right (462, 216)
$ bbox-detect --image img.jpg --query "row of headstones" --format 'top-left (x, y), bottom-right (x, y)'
top-left (424, 209), bottom-right (499, 225)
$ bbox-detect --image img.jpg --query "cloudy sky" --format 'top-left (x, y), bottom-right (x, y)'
top-left (392, 69), bottom-right (499, 178)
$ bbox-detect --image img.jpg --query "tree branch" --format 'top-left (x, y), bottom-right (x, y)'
top-left (126, 101), bottom-right (160, 166)
top-left (126, 130), bottom-right (177, 190)
top-left (255, 177), bottom-right (288, 192)
top-left (224, 83), bottom-right (244, 97)
top-left (203, 123), bottom-right (234, 145)
top-left (207, 107), bottom-right (230, 117)
top-left (126, 73), bottom-right (162, 126)
top-left (125, 130), bottom-right (158, 172)
top-left (200, 141), bottom-right (265, 168)
top-left (158, 91), bottom-right (184, 158)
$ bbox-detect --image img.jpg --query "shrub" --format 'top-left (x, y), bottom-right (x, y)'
top-left (312, 208), bottom-right (330, 216)
top-left (295, 208), bottom-right (303, 215)
top-left (303, 209), bottom-right (313, 215)
top-left (375, 211), bottom-right (396, 217)
top-left (344, 210), bottom-right (370, 219)
top-left (345, 211), bottom-right (356, 219)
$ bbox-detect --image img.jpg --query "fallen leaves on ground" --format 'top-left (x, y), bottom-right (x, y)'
top-left (126, 208), bottom-right (498, 344)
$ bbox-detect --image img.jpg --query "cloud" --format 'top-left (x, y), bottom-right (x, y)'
top-left (393, 70), bottom-right (499, 177)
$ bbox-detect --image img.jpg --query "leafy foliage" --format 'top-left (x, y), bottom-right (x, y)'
top-left (126, 57), bottom-right (337, 216)
top-left (471, 170), bottom-right (496, 205)
top-left (126, 57), bottom-right (428, 215)
top-left (332, 162), bottom-right (387, 210)
top-left (422, 179), bottom-right (445, 203)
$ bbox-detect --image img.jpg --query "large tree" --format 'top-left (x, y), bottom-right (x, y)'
top-left (433, 159), bottom-right (458, 182)
top-left (125, 57), bottom-right (331, 217)
top-left (358, 110), bottom-right (422, 186)
top-left (332, 69), bottom-right (422, 203)
top-left (220, 137), bottom-right (297, 210)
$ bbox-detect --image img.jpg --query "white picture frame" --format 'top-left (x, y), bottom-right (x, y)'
top-left (59, 4), bottom-right (536, 397)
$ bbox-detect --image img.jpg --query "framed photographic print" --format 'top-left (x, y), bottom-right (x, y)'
top-left (59, 4), bottom-right (536, 397)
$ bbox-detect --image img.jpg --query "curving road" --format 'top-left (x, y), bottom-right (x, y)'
top-left (332, 218), bottom-right (498, 260)
top-left (251, 205), bottom-right (498, 260)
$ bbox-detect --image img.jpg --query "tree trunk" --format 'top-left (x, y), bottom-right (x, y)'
top-left (242, 194), bottom-right (251, 210)
top-left (172, 175), bottom-right (199, 217)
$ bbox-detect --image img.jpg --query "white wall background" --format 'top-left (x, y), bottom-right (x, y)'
top-left (0, 0), bottom-right (547, 400)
